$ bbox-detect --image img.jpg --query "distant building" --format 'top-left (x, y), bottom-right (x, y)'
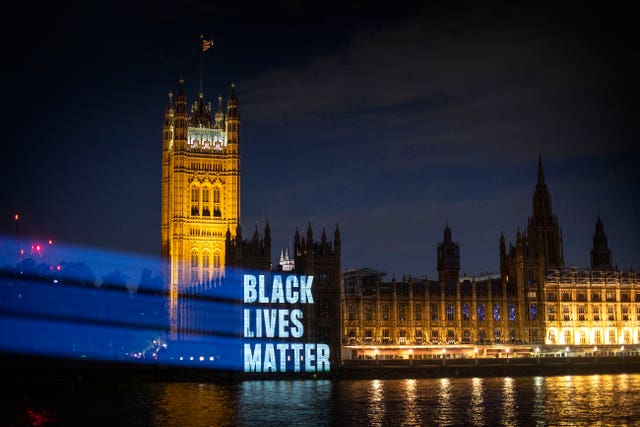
top-left (341, 158), bottom-right (639, 360)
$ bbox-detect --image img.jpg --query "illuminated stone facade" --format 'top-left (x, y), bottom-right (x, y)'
top-left (341, 158), bottom-right (637, 359)
top-left (162, 80), bottom-right (240, 336)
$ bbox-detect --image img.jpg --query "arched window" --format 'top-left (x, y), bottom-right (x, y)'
top-left (213, 251), bottom-right (221, 269)
top-left (202, 250), bottom-right (210, 283)
top-left (190, 249), bottom-right (199, 283)
top-left (213, 188), bottom-right (221, 217)
top-left (202, 187), bottom-right (210, 216)
top-left (191, 187), bottom-right (199, 216)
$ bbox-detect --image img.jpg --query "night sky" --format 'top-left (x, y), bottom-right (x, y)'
top-left (2, 1), bottom-right (639, 280)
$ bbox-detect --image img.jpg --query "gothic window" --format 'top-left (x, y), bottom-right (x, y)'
top-left (446, 304), bottom-right (454, 321)
top-left (608, 330), bottom-right (616, 344)
top-left (508, 303), bottom-right (516, 321)
top-left (414, 303), bottom-right (422, 321)
top-left (431, 304), bottom-right (438, 322)
top-left (382, 303), bottom-right (389, 320)
top-left (493, 304), bottom-right (501, 321)
top-left (202, 188), bottom-right (210, 216)
top-left (621, 293), bottom-right (630, 302)
top-left (606, 291), bottom-right (616, 302)
top-left (431, 329), bottom-right (439, 344)
top-left (382, 329), bottom-right (390, 343)
top-left (564, 329), bottom-right (571, 345)
top-left (478, 304), bottom-right (486, 322)
top-left (190, 249), bottom-right (199, 283)
top-left (607, 305), bottom-right (615, 321)
top-left (415, 329), bottom-right (423, 344)
top-left (213, 251), bottom-right (221, 269)
top-left (563, 306), bottom-right (571, 321)
top-left (580, 330), bottom-right (587, 344)
top-left (547, 292), bottom-right (556, 301)
top-left (493, 329), bottom-right (501, 343)
top-left (365, 304), bottom-right (373, 321)
top-left (202, 250), bottom-right (210, 283)
top-left (593, 306), bottom-right (600, 321)
top-left (577, 293), bottom-right (586, 302)
top-left (462, 303), bottom-right (470, 321)
top-left (191, 187), bottom-right (199, 216)
top-left (562, 292), bottom-right (571, 302)
top-left (398, 303), bottom-right (406, 321)
top-left (592, 292), bottom-right (601, 302)
top-left (577, 305), bottom-right (585, 321)
top-left (529, 303), bottom-right (537, 321)
top-left (548, 306), bottom-right (555, 321)
top-left (398, 330), bottom-right (406, 344)
top-left (622, 306), bottom-right (629, 321)
top-left (213, 188), bottom-right (221, 217)
top-left (594, 330), bottom-right (601, 344)
top-left (364, 329), bottom-right (373, 343)
top-left (347, 304), bottom-right (355, 321)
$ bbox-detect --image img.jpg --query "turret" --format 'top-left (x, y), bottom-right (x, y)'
top-left (226, 83), bottom-right (240, 147)
top-left (591, 216), bottom-right (614, 271)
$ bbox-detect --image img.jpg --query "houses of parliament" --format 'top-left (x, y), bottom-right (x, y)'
top-left (161, 81), bottom-right (639, 364)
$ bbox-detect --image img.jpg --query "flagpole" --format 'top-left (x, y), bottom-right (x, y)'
top-left (199, 35), bottom-right (204, 95)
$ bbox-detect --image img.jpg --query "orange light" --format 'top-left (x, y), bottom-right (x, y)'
top-left (14, 214), bottom-right (19, 221)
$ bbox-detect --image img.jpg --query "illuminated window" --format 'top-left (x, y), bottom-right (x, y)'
top-left (563, 306), bottom-right (571, 321)
top-left (636, 305), bottom-right (640, 320)
top-left (608, 305), bottom-right (615, 321)
top-left (431, 329), bottom-right (439, 344)
top-left (202, 251), bottom-right (210, 283)
top-left (190, 249), bottom-right (199, 283)
top-left (382, 303), bottom-right (389, 320)
top-left (547, 330), bottom-right (556, 344)
top-left (478, 329), bottom-right (486, 343)
top-left (365, 304), bottom-right (373, 321)
top-left (202, 188), bottom-right (210, 216)
top-left (191, 187), bottom-right (199, 216)
top-left (547, 292), bottom-right (557, 301)
top-left (562, 292), bottom-right (571, 302)
top-left (364, 329), bottom-right (372, 343)
top-left (415, 329), bottom-right (423, 344)
top-left (447, 304), bottom-right (454, 321)
top-left (431, 304), bottom-right (438, 322)
top-left (398, 303), bottom-right (406, 321)
top-left (414, 303), bottom-right (422, 321)
top-left (493, 329), bottom-right (501, 343)
top-left (624, 330), bottom-right (631, 344)
top-left (462, 330), bottom-right (471, 343)
top-left (493, 304), bottom-right (501, 321)
top-left (213, 188), bottom-right (221, 217)
top-left (594, 330), bottom-right (601, 344)
top-left (399, 330), bottom-right (406, 344)
top-left (508, 303), bottom-right (516, 321)
top-left (213, 251), bottom-right (221, 269)
top-left (580, 331), bottom-right (587, 344)
top-left (509, 329), bottom-right (516, 343)
top-left (606, 292), bottom-right (616, 302)
top-left (478, 304), bottom-right (486, 321)
top-left (622, 293), bottom-right (630, 302)
top-left (529, 303), bottom-right (537, 321)
top-left (592, 292), bottom-right (601, 302)
top-left (447, 329), bottom-right (456, 344)
top-left (564, 329), bottom-right (571, 345)
top-left (608, 330), bottom-right (616, 344)
top-left (622, 306), bottom-right (629, 321)
top-left (578, 306), bottom-right (585, 321)
top-left (462, 303), bottom-right (470, 321)
top-left (593, 306), bottom-right (600, 321)
top-left (347, 304), bottom-right (355, 321)
top-left (577, 293), bottom-right (586, 302)
top-left (382, 329), bottom-right (390, 344)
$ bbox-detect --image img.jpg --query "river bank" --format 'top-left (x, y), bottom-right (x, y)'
top-left (4, 354), bottom-right (640, 383)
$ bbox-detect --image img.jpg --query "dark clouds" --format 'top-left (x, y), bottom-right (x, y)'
top-left (2, 2), bottom-right (638, 278)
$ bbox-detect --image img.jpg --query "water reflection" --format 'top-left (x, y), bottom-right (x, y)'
top-left (501, 377), bottom-right (517, 427)
top-left (402, 379), bottom-right (422, 426)
top-left (6, 374), bottom-right (640, 426)
top-left (367, 379), bottom-right (385, 426)
top-left (467, 377), bottom-right (485, 426)
top-left (155, 383), bottom-right (237, 426)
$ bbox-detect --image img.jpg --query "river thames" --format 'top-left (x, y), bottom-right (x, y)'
top-left (4, 373), bottom-right (640, 426)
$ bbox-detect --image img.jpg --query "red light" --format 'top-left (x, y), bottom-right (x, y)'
top-left (35, 244), bottom-right (41, 252)
top-left (14, 214), bottom-right (19, 221)
top-left (19, 249), bottom-right (24, 255)
top-left (48, 240), bottom-right (53, 245)
top-left (56, 265), bottom-right (61, 271)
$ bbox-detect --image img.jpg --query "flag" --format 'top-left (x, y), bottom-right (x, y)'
top-left (201, 35), bottom-right (214, 52)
